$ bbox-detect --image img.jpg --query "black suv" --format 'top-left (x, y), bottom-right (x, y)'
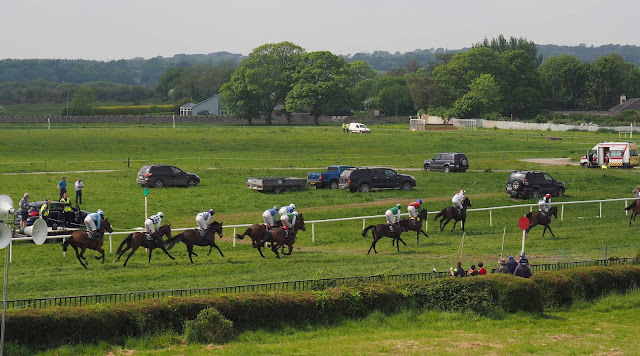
top-left (506, 171), bottom-right (565, 198)
top-left (137, 165), bottom-right (200, 188)
top-left (339, 167), bottom-right (416, 192)
top-left (423, 153), bottom-right (469, 172)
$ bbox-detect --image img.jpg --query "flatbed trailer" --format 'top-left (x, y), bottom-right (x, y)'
top-left (246, 177), bottom-right (308, 193)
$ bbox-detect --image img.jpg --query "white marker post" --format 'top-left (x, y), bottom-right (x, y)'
top-left (143, 188), bottom-right (148, 221)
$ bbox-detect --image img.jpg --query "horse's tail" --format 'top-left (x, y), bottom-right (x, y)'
top-left (164, 232), bottom-right (184, 250)
top-left (433, 209), bottom-right (445, 221)
top-left (235, 228), bottom-right (251, 240)
top-left (116, 233), bottom-right (133, 254)
top-left (362, 225), bottom-right (376, 238)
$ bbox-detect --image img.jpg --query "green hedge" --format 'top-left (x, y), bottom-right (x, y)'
top-left (5, 266), bottom-right (640, 348)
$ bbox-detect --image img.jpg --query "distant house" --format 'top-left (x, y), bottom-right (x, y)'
top-left (179, 95), bottom-right (224, 116)
top-left (611, 95), bottom-right (640, 114)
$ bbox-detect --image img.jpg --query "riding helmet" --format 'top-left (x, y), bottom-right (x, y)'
top-left (273, 205), bottom-right (279, 210)
top-left (97, 209), bottom-right (104, 216)
top-left (209, 209), bottom-right (215, 215)
top-left (288, 206), bottom-right (294, 213)
top-left (545, 193), bottom-right (551, 198)
top-left (396, 203), bottom-right (401, 208)
top-left (417, 199), bottom-right (423, 204)
top-left (289, 203), bottom-right (296, 209)
top-left (158, 212), bottom-right (164, 217)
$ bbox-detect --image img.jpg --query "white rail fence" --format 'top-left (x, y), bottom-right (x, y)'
top-left (8, 197), bottom-right (635, 262)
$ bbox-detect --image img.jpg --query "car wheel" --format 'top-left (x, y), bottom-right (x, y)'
top-left (273, 187), bottom-right (282, 194)
top-left (424, 164), bottom-right (431, 171)
top-left (359, 184), bottom-right (370, 193)
top-left (443, 165), bottom-right (450, 173)
top-left (401, 182), bottom-right (412, 191)
top-left (532, 189), bottom-right (540, 199)
top-left (153, 179), bottom-right (164, 188)
top-left (557, 187), bottom-right (565, 196)
top-left (512, 180), bottom-right (521, 190)
top-left (460, 158), bottom-right (468, 167)
top-left (329, 181), bottom-right (339, 190)
top-left (187, 179), bottom-right (198, 187)
top-left (582, 162), bottom-right (589, 168)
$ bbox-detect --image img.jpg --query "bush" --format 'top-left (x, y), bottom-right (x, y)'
top-left (184, 308), bottom-right (234, 344)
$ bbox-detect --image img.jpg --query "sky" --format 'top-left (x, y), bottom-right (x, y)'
top-left (3, 0), bottom-right (639, 61)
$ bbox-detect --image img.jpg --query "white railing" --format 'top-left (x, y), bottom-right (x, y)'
top-left (8, 197), bottom-right (635, 262)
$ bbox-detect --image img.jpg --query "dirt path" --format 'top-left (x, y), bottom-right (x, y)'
top-left (519, 158), bottom-right (579, 166)
top-left (0, 169), bottom-right (124, 175)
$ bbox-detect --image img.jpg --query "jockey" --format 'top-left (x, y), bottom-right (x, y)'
top-left (280, 207), bottom-right (297, 238)
top-left (538, 194), bottom-right (551, 217)
top-left (278, 205), bottom-right (289, 218)
top-left (196, 209), bottom-right (214, 230)
top-left (262, 205), bottom-right (279, 230)
top-left (84, 209), bottom-right (103, 238)
top-left (145, 212), bottom-right (163, 233)
top-left (452, 190), bottom-right (465, 211)
top-left (625, 186), bottom-right (640, 211)
top-left (385, 204), bottom-right (401, 232)
top-left (408, 199), bottom-right (423, 220)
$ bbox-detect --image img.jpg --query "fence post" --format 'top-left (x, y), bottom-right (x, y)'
top-left (312, 223), bottom-right (315, 243)
top-left (233, 228), bottom-right (236, 247)
top-left (625, 200), bottom-right (628, 216)
top-left (363, 218), bottom-right (365, 230)
top-left (599, 202), bottom-right (602, 218)
top-left (489, 209), bottom-right (493, 226)
top-left (109, 233), bottom-right (112, 253)
top-left (530, 205), bottom-right (532, 212)
top-left (561, 204), bottom-right (564, 221)
top-left (425, 218), bottom-right (428, 232)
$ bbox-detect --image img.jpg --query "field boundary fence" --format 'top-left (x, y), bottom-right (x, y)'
top-left (7, 197), bottom-right (637, 261)
top-left (6, 257), bottom-right (636, 309)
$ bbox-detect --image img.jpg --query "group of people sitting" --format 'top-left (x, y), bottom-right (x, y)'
top-left (450, 252), bottom-right (532, 278)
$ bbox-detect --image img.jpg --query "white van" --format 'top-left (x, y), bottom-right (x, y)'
top-left (348, 123), bottom-right (371, 133)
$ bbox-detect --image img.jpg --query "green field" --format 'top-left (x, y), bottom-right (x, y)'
top-left (0, 123), bottom-right (638, 300)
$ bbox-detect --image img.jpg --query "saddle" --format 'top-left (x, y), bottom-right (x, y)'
top-left (144, 232), bottom-right (154, 241)
top-left (199, 228), bottom-right (206, 238)
top-left (87, 230), bottom-right (97, 240)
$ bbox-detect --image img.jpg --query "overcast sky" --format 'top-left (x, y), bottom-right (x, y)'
top-left (3, 0), bottom-right (639, 61)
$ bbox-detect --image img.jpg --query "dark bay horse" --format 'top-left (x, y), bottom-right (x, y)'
top-left (629, 202), bottom-right (640, 226)
top-left (62, 218), bottom-right (113, 268)
top-left (113, 224), bottom-right (174, 266)
top-left (433, 197), bottom-right (471, 232)
top-left (398, 209), bottom-right (429, 244)
top-left (362, 222), bottom-right (407, 254)
top-left (261, 214), bottom-right (306, 258)
top-left (166, 221), bottom-right (225, 263)
top-left (526, 206), bottom-right (558, 237)
top-left (235, 223), bottom-right (270, 258)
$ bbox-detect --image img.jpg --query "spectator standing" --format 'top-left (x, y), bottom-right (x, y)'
top-left (467, 264), bottom-right (478, 276)
top-left (506, 255), bottom-right (518, 274)
top-left (497, 258), bottom-right (510, 273)
top-left (450, 261), bottom-right (466, 277)
top-left (514, 254), bottom-right (532, 278)
top-left (58, 176), bottom-right (67, 200)
top-left (75, 178), bottom-right (84, 205)
top-left (39, 199), bottom-right (51, 225)
top-left (477, 262), bottom-right (486, 275)
top-left (59, 192), bottom-right (73, 227)
top-left (18, 193), bottom-right (30, 231)
top-left (342, 123), bottom-right (347, 133)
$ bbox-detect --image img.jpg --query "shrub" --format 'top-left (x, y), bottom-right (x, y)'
top-left (184, 307), bottom-right (234, 344)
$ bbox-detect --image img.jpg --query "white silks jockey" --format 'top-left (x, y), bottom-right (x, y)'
top-left (538, 194), bottom-right (551, 217)
top-left (196, 209), bottom-right (215, 230)
top-left (145, 212), bottom-right (163, 233)
top-left (452, 190), bottom-right (465, 210)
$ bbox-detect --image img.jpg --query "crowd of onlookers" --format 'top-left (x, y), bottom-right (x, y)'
top-left (449, 252), bottom-right (532, 278)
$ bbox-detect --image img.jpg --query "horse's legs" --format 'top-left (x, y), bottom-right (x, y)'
top-left (95, 248), bottom-right (105, 263)
top-left (72, 246), bottom-right (87, 268)
top-left (368, 233), bottom-right (380, 254)
top-left (546, 224), bottom-right (555, 238)
top-left (123, 245), bottom-right (140, 266)
top-left (79, 247), bottom-right (88, 261)
top-left (420, 229), bottom-right (429, 238)
top-left (630, 211), bottom-right (636, 226)
top-left (450, 220), bottom-right (458, 232)
top-left (211, 243), bottom-right (224, 257)
top-left (271, 242), bottom-right (281, 258)
top-left (157, 245), bottom-right (175, 260)
top-left (416, 230), bottom-right (420, 245)
top-left (440, 218), bottom-right (451, 232)
top-left (148, 248), bottom-right (153, 263)
top-left (461, 219), bottom-right (466, 233)
top-left (113, 244), bottom-right (131, 263)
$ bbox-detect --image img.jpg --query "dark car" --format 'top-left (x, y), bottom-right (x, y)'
top-left (339, 167), bottom-right (416, 192)
top-left (506, 171), bottom-right (565, 198)
top-left (13, 201), bottom-right (90, 230)
top-left (136, 164), bottom-right (200, 188)
top-left (423, 152), bottom-right (469, 172)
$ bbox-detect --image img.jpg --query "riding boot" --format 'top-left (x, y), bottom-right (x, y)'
top-left (389, 224), bottom-right (394, 232)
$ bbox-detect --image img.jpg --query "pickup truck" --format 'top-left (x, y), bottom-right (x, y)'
top-left (307, 165), bottom-right (355, 189)
top-left (246, 176), bottom-right (308, 194)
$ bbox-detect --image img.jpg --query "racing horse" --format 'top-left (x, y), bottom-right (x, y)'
top-left (235, 223), bottom-right (271, 258)
top-left (433, 197), bottom-right (472, 232)
top-left (62, 218), bottom-right (113, 268)
top-left (398, 209), bottom-right (429, 244)
top-left (526, 206), bottom-right (558, 237)
top-left (165, 221), bottom-right (225, 263)
top-left (629, 201), bottom-right (640, 226)
top-left (113, 224), bottom-right (174, 266)
top-left (260, 213), bottom-right (306, 258)
top-left (362, 222), bottom-right (408, 254)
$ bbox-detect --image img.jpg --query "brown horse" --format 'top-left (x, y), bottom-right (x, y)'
top-left (235, 223), bottom-right (271, 258)
top-left (166, 221), bottom-right (225, 263)
top-left (113, 224), bottom-right (174, 266)
top-left (260, 213), bottom-right (306, 258)
top-left (362, 222), bottom-right (408, 254)
top-left (629, 202), bottom-right (640, 226)
top-left (433, 197), bottom-right (471, 232)
top-left (526, 206), bottom-right (558, 237)
top-left (62, 218), bottom-right (113, 268)
top-left (398, 209), bottom-right (429, 244)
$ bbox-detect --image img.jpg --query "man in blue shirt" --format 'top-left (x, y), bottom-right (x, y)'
top-left (58, 176), bottom-right (67, 200)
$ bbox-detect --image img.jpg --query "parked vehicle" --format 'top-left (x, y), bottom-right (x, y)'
top-left (339, 167), bottom-right (415, 192)
top-left (307, 165), bottom-right (355, 189)
top-left (423, 152), bottom-right (469, 172)
top-left (246, 177), bottom-right (308, 193)
top-left (348, 123), bottom-right (371, 133)
top-left (505, 171), bottom-right (565, 198)
top-left (580, 141), bottom-right (639, 168)
top-left (13, 201), bottom-right (90, 232)
top-left (136, 164), bottom-right (200, 188)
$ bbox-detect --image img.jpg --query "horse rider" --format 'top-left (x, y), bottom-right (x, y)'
top-left (60, 192), bottom-right (73, 227)
top-left (385, 204), bottom-right (401, 232)
top-left (625, 186), bottom-right (640, 211)
top-left (196, 209), bottom-right (215, 241)
top-left (262, 205), bottom-right (279, 231)
top-left (538, 193), bottom-right (551, 218)
top-left (278, 204), bottom-right (290, 218)
top-left (452, 190), bottom-right (465, 214)
top-left (407, 199), bottom-right (423, 223)
top-left (280, 206), bottom-right (297, 238)
top-left (145, 211), bottom-right (164, 244)
top-left (39, 199), bottom-right (51, 226)
top-left (84, 209), bottom-right (104, 239)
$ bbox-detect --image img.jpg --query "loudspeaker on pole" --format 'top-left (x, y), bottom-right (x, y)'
top-left (24, 218), bottom-right (48, 245)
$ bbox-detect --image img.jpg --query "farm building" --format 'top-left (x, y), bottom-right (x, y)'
top-left (179, 94), bottom-right (224, 116)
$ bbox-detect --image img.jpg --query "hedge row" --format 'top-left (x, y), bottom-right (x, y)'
top-left (5, 266), bottom-right (640, 348)
top-left (92, 105), bottom-right (175, 116)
